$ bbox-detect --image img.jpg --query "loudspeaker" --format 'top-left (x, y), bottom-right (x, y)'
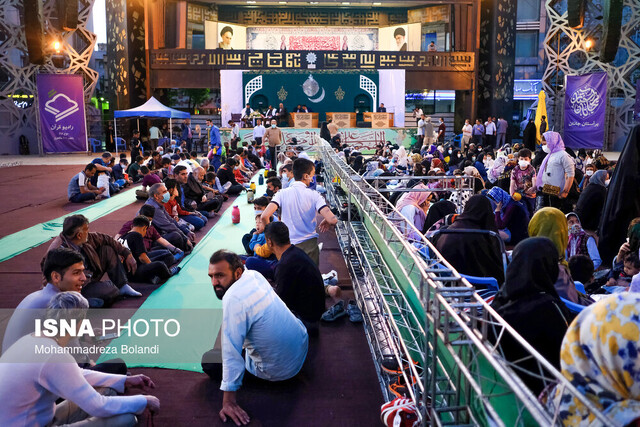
top-left (24, 0), bottom-right (45, 65)
top-left (567, 0), bottom-right (584, 28)
top-left (57, 0), bottom-right (78, 31)
top-left (600, 0), bottom-right (623, 63)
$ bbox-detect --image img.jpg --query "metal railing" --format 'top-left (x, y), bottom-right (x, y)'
top-left (312, 135), bottom-right (612, 426)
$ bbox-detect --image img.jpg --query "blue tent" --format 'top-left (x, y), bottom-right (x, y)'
top-left (113, 97), bottom-right (190, 152)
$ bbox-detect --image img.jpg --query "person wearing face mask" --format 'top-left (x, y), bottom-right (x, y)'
top-left (261, 158), bottom-right (338, 265)
top-left (395, 184), bottom-right (432, 239)
top-left (265, 177), bottom-right (281, 198)
top-left (579, 164), bottom-right (596, 190)
top-left (536, 132), bottom-right (575, 213)
top-left (279, 163), bottom-right (293, 188)
top-left (201, 250), bottom-right (309, 427)
top-left (510, 148), bottom-right (537, 218)
top-left (565, 212), bottom-right (601, 269)
top-left (575, 169), bottom-right (609, 232)
top-left (264, 119), bottom-right (283, 170)
top-left (437, 117), bottom-right (446, 143)
top-left (487, 187), bottom-right (529, 245)
top-left (144, 183), bottom-right (194, 252)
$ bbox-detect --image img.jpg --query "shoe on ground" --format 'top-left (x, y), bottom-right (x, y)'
top-left (119, 284), bottom-right (142, 297)
top-left (321, 300), bottom-right (347, 322)
top-left (170, 266), bottom-right (181, 276)
top-left (346, 299), bottom-right (363, 323)
top-left (151, 276), bottom-right (162, 285)
top-left (318, 242), bottom-right (324, 251)
top-left (322, 270), bottom-right (338, 281)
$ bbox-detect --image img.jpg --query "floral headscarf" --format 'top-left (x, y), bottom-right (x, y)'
top-left (546, 293), bottom-right (640, 426)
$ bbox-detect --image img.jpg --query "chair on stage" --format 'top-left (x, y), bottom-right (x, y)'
top-left (89, 138), bottom-right (104, 152)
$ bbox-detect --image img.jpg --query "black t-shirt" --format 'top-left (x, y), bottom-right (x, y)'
top-left (274, 245), bottom-right (325, 323)
top-left (122, 231), bottom-right (146, 264)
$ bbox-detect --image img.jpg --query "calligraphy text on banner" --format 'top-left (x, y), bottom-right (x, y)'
top-left (563, 72), bottom-right (607, 149)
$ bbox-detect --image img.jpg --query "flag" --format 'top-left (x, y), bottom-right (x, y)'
top-left (533, 90), bottom-right (547, 145)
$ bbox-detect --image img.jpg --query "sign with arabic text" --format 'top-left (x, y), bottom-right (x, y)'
top-left (563, 72), bottom-right (607, 149)
top-left (36, 74), bottom-right (87, 153)
top-left (150, 49), bottom-right (474, 72)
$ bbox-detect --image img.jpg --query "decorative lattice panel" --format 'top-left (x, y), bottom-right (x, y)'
top-left (244, 75), bottom-right (263, 105)
top-left (543, 0), bottom-right (640, 149)
top-left (359, 75), bottom-right (377, 110)
top-left (0, 0), bottom-right (97, 154)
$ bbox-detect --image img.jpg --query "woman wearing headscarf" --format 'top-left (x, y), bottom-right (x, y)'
top-left (545, 293), bottom-right (640, 427)
top-left (566, 212), bottom-right (602, 269)
top-left (320, 121), bottom-right (331, 144)
top-left (486, 187), bottom-right (529, 245)
top-left (396, 184), bottom-right (432, 239)
top-left (522, 119), bottom-right (536, 151)
top-left (490, 237), bottom-right (572, 394)
top-left (434, 195), bottom-right (505, 284)
top-left (537, 131), bottom-right (576, 213)
top-left (396, 146), bottom-right (408, 172)
top-left (528, 207), bottom-right (590, 305)
top-left (422, 200), bottom-right (456, 235)
top-left (473, 152), bottom-right (488, 181)
top-left (575, 169), bottom-right (609, 232)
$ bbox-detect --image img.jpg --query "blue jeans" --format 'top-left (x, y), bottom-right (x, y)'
top-left (180, 214), bottom-right (206, 230)
top-left (212, 155), bottom-right (222, 172)
top-left (69, 192), bottom-right (96, 203)
top-left (245, 256), bottom-right (277, 281)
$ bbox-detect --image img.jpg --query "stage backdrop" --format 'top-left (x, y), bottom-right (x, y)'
top-left (36, 74), bottom-right (87, 153)
top-left (247, 26), bottom-right (377, 51)
top-left (564, 71), bottom-right (607, 149)
top-left (243, 70), bottom-right (378, 121)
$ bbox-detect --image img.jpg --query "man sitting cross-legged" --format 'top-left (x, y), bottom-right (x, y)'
top-left (201, 250), bottom-right (308, 426)
top-left (67, 163), bottom-right (105, 203)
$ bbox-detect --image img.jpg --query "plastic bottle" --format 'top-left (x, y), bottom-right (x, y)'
top-left (264, 169), bottom-right (269, 178)
top-left (247, 189), bottom-right (254, 203)
top-left (258, 174), bottom-right (264, 185)
top-left (232, 206), bottom-right (241, 224)
top-left (249, 182), bottom-right (256, 192)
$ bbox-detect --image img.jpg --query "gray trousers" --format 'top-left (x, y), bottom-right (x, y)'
top-left (51, 387), bottom-right (137, 426)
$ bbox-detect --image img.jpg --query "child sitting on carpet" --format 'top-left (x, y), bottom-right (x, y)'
top-left (243, 214), bottom-right (278, 280)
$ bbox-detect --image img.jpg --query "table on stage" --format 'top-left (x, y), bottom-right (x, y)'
top-left (292, 112), bottom-right (319, 128)
top-left (363, 112), bottom-right (394, 128)
top-left (326, 112), bottom-right (357, 128)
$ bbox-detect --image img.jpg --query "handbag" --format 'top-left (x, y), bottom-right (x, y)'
top-left (541, 184), bottom-right (560, 196)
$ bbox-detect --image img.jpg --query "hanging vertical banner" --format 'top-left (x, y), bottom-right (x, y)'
top-left (634, 79), bottom-right (640, 121)
top-left (563, 71), bottom-right (607, 149)
top-left (37, 74), bottom-right (87, 152)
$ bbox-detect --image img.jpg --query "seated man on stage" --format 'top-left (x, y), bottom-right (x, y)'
top-left (202, 250), bottom-right (309, 426)
top-left (240, 103), bottom-right (254, 128)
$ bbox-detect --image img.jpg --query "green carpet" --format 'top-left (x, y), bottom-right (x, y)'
top-left (0, 188), bottom-right (140, 263)
top-left (97, 173), bottom-right (267, 372)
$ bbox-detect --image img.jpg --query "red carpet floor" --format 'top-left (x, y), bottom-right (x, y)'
top-left (0, 164), bottom-right (383, 426)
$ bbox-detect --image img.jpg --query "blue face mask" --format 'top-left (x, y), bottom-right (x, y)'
top-left (162, 192), bottom-right (170, 203)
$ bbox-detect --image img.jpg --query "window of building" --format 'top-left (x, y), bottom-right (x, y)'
top-left (516, 31), bottom-right (538, 58)
top-left (517, 0), bottom-right (541, 22)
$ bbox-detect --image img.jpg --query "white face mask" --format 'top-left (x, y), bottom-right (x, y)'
top-left (541, 144), bottom-right (550, 153)
top-left (585, 170), bottom-right (594, 176)
top-left (271, 124), bottom-right (276, 128)
top-left (518, 160), bottom-right (529, 168)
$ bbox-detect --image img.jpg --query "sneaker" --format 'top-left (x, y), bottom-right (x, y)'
top-left (388, 375), bottom-right (417, 399)
top-left (322, 270), bottom-right (338, 281)
top-left (346, 299), bottom-right (363, 323)
top-left (170, 266), bottom-right (181, 276)
top-left (173, 251), bottom-right (184, 263)
top-left (321, 300), bottom-right (347, 322)
top-left (119, 284), bottom-right (142, 297)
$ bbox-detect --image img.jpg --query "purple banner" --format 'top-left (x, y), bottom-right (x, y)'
top-left (37, 74), bottom-right (87, 153)
top-left (563, 71), bottom-right (607, 149)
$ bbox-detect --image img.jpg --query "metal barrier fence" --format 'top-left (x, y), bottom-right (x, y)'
top-left (307, 136), bottom-right (612, 426)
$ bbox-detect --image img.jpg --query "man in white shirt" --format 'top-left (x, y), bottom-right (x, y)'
top-left (261, 158), bottom-right (337, 265)
top-left (228, 120), bottom-right (240, 150)
top-left (484, 117), bottom-right (497, 149)
top-left (202, 250), bottom-right (308, 426)
top-left (252, 118), bottom-right (266, 146)
top-left (416, 114), bottom-right (426, 149)
top-left (240, 103), bottom-right (253, 127)
top-left (149, 125), bottom-right (160, 149)
top-left (413, 107), bottom-right (423, 126)
top-left (461, 119), bottom-right (473, 151)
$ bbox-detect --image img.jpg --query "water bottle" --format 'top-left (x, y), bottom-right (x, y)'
top-left (249, 182), bottom-right (256, 192)
top-left (264, 169), bottom-right (269, 178)
top-left (258, 174), bottom-right (264, 185)
top-left (247, 189), bottom-right (254, 203)
top-left (232, 206), bottom-right (241, 224)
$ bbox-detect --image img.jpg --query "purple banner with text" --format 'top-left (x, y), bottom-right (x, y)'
top-left (563, 72), bottom-right (607, 149)
top-left (37, 74), bottom-right (87, 153)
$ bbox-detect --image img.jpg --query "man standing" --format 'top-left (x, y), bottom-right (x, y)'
top-left (277, 103), bottom-right (288, 127)
top-left (485, 116), bottom-right (496, 149)
top-left (149, 124), bottom-right (160, 149)
top-left (327, 119), bottom-right (339, 140)
top-left (130, 130), bottom-right (142, 164)
top-left (68, 164), bottom-right (104, 203)
top-left (416, 114), bottom-right (425, 149)
top-left (472, 119), bottom-right (485, 147)
top-left (437, 117), bottom-right (446, 144)
top-left (413, 107), bottom-right (423, 126)
top-left (45, 215), bottom-right (142, 300)
top-left (261, 158), bottom-right (338, 265)
top-left (181, 119), bottom-right (193, 153)
top-left (209, 120), bottom-right (222, 171)
top-left (265, 222), bottom-right (325, 329)
top-left (379, 103), bottom-right (387, 112)
top-left (264, 119), bottom-right (283, 170)
top-left (461, 119), bottom-right (473, 151)
top-left (497, 116), bottom-right (508, 148)
top-left (202, 250), bottom-right (308, 426)
top-left (424, 116), bottom-right (434, 146)
top-left (253, 118), bottom-right (265, 146)
top-left (228, 120), bottom-right (240, 150)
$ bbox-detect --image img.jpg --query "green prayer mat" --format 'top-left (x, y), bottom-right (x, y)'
top-left (97, 173), bottom-right (267, 372)
top-left (0, 188), bottom-right (140, 263)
